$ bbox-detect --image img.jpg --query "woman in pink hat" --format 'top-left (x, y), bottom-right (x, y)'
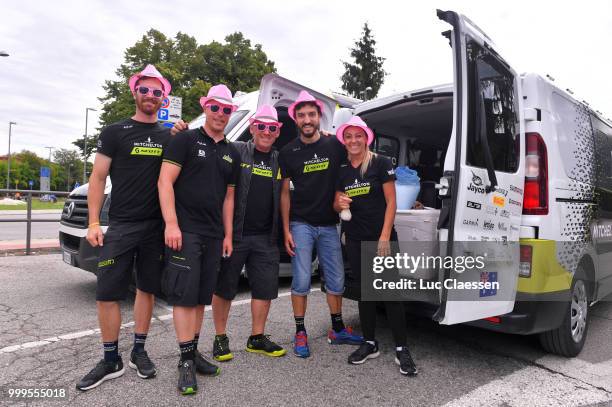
top-left (333, 115), bottom-right (418, 376)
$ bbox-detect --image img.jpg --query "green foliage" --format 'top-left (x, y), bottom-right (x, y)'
top-left (340, 23), bottom-right (387, 100)
top-left (72, 134), bottom-right (99, 160)
top-left (99, 29), bottom-right (276, 127)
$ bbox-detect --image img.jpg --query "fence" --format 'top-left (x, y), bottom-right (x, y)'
top-left (0, 189), bottom-right (71, 255)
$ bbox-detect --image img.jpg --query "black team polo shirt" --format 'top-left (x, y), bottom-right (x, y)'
top-left (163, 127), bottom-right (240, 239)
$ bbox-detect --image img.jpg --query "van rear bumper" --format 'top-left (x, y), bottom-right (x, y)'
top-left (466, 291), bottom-right (570, 335)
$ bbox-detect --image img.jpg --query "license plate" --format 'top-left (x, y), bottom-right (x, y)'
top-left (63, 250), bottom-right (72, 265)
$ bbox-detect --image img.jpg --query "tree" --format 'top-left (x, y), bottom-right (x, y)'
top-left (99, 29), bottom-right (276, 127)
top-left (53, 149), bottom-right (84, 191)
top-left (340, 23), bottom-right (387, 100)
top-left (72, 134), bottom-right (99, 161)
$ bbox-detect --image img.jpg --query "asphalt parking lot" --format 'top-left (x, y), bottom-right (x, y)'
top-left (2, 254), bottom-right (612, 406)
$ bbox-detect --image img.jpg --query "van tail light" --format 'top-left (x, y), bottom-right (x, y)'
top-left (519, 244), bottom-right (532, 278)
top-left (523, 132), bottom-right (548, 215)
top-left (483, 316), bottom-right (501, 324)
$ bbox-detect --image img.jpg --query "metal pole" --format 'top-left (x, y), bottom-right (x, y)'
top-left (6, 122), bottom-right (16, 190)
top-left (83, 107), bottom-right (96, 183)
top-left (83, 109), bottom-right (88, 183)
top-left (26, 191), bottom-right (32, 255)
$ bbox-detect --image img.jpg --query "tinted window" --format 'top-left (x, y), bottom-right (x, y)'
top-left (466, 41), bottom-right (519, 173)
top-left (372, 134), bottom-right (399, 167)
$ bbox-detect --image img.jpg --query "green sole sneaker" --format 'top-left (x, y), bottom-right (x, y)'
top-left (213, 353), bottom-right (234, 362)
top-left (181, 387), bottom-right (197, 396)
top-left (246, 347), bottom-right (287, 357)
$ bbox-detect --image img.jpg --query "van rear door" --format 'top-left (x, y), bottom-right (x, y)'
top-left (436, 10), bottom-right (525, 324)
top-left (258, 73), bottom-right (339, 131)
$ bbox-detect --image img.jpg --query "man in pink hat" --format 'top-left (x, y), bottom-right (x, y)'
top-left (158, 83), bottom-right (241, 395)
top-left (77, 64), bottom-right (171, 391)
top-left (170, 104), bottom-right (288, 361)
top-left (278, 90), bottom-right (363, 358)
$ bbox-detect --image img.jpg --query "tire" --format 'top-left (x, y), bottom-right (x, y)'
top-left (538, 274), bottom-right (589, 357)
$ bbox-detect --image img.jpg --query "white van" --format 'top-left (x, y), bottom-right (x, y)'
top-left (324, 10), bottom-right (612, 357)
top-left (244, 10), bottom-right (611, 357)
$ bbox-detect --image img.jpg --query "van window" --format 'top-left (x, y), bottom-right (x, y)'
top-left (372, 134), bottom-right (399, 167)
top-left (552, 93), bottom-right (596, 184)
top-left (591, 115), bottom-right (612, 216)
top-left (466, 41), bottom-right (519, 173)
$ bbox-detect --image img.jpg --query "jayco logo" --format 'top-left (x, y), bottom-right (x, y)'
top-left (252, 161), bottom-right (272, 178)
top-left (467, 171), bottom-right (486, 194)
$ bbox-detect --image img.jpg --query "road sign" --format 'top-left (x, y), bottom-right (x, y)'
top-left (158, 109), bottom-right (169, 121)
top-left (40, 167), bottom-right (50, 177)
top-left (157, 95), bottom-right (182, 123)
top-left (28, 180), bottom-right (34, 188)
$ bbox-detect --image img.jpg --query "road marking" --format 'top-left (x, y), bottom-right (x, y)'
top-left (0, 288), bottom-right (321, 354)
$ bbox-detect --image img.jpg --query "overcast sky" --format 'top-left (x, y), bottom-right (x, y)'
top-left (1, 0), bottom-right (611, 159)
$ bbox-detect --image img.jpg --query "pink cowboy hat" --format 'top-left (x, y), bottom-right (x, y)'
top-left (249, 104), bottom-right (282, 126)
top-left (199, 84), bottom-right (238, 112)
top-left (288, 90), bottom-right (325, 122)
top-left (336, 115), bottom-right (374, 146)
top-left (128, 64), bottom-right (171, 97)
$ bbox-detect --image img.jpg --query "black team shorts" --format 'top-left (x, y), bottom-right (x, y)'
top-left (215, 234), bottom-right (280, 301)
top-left (162, 231), bottom-right (223, 306)
top-left (95, 219), bottom-right (165, 301)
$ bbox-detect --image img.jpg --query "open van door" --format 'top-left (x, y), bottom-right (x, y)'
top-left (258, 73), bottom-right (339, 131)
top-left (436, 10), bottom-right (525, 324)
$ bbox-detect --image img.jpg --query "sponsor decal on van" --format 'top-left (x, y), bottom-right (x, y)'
top-left (463, 218), bottom-right (479, 227)
top-left (508, 198), bottom-right (522, 207)
top-left (467, 201), bottom-right (482, 210)
top-left (510, 185), bottom-right (523, 195)
top-left (483, 220), bottom-right (495, 231)
top-left (500, 209), bottom-right (511, 218)
top-left (467, 171), bottom-right (486, 194)
top-left (592, 223), bottom-right (612, 240)
top-left (485, 206), bottom-right (498, 216)
top-left (497, 222), bottom-right (508, 231)
top-left (493, 195), bottom-right (506, 207)
top-left (495, 187), bottom-right (509, 197)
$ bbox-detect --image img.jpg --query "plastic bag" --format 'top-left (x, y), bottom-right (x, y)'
top-left (395, 166), bottom-right (420, 185)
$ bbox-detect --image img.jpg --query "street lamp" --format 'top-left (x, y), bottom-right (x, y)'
top-left (6, 121), bottom-right (16, 190)
top-left (0, 51), bottom-right (9, 57)
top-left (83, 107), bottom-right (96, 183)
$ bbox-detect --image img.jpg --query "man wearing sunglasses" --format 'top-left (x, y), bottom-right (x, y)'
top-left (159, 84), bottom-right (241, 395)
top-left (209, 104), bottom-right (288, 362)
top-left (77, 65), bottom-right (170, 391)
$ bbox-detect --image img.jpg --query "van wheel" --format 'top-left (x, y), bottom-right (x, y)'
top-left (538, 277), bottom-right (589, 357)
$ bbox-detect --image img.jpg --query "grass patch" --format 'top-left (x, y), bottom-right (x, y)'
top-left (0, 199), bottom-right (66, 211)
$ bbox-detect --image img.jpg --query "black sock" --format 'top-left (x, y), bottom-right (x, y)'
top-left (133, 333), bottom-right (147, 354)
top-left (249, 333), bottom-right (264, 341)
top-left (295, 316), bottom-right (306, 334)
top-left (179, 340), bottom-right (195, 362)
top-left (103, 340), bottom-right (119, 362)
top-left (331, 313), bottom-right (345, 333)
top-left (193, 334), bottom-right (200, 350)
top-left (215, 333), bottom-right (227, 341)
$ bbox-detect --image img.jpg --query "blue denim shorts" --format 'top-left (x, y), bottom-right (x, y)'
top-left (290, 221), bottom-right (344, 296)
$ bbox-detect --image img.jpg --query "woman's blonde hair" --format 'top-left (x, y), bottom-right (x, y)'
top-left (359, 149), bottom-right (376, 177)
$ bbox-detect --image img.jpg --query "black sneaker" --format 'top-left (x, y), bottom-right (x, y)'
top-left (177, 360), bottom-right (198, 395)
top-left (76, 358), bottom-right (125, 391)
top-left (348, 341), bottom-right (380, 365)
top-left (194, 350), bottom-right (221, 376)
top-left (129, 350), bottom-right (156, 379)
top-left (213, 335), bottom-right (233, 362)
top-left (246, 335), bottom-right (287, 357)
top-left (395, 347), bottom-right (418, 376)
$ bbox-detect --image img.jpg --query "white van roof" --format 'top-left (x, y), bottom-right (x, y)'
top-left (354, 83), bottom-right (453, 115)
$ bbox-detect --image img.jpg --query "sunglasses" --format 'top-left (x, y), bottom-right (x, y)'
top-left (208, 104), bottom-right (233, 115)
top-left (136, 86), bottom-right (163, 98)
top-left (255, 123), bottom-right (279, 132)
